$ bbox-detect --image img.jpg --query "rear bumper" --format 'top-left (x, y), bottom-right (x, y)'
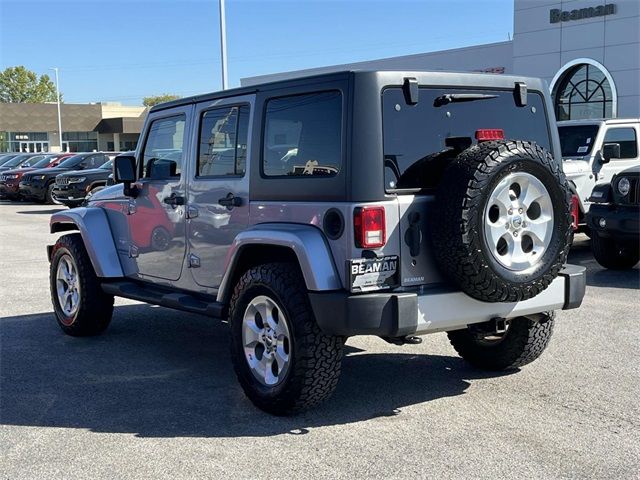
top-left (309, 265), bottom-right (586, 337)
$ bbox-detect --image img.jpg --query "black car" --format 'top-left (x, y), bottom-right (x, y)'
top-left (19, 152), bottom-right (115, 204)
top-left (587, 165), bottom-right (639, 269)
top-left (53, 159), bottom-right (115, 207)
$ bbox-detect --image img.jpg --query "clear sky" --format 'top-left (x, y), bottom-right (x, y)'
top-left (0, 0), bottom-right (514, 105)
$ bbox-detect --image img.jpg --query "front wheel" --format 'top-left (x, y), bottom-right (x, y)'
top-left (591, 233), bottom-right (639, 270)
top-left (447, 313), bottom-right (555, 370)
top-left (50, 233), bottom-right (114, 336)
top-left (45, 182), bottom-right (60, 205)
top-left (229, 263), bottom-right (343, 415)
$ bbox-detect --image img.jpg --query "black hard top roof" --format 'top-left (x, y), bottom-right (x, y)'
top-left (150, 69), bottom-right (548, 113)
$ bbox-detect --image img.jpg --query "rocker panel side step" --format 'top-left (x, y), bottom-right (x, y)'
top-left (101, 281), bottom-right (226, 319)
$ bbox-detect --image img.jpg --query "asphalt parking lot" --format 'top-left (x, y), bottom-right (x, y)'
top-left (1, 201), bottom-right (638, 479)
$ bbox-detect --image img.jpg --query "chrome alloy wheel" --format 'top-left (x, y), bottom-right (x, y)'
top-left (483, 172), bottom-right (554, 271)
top-left (56, 254), bottom-right (81, 320)
top-left (242, 295), bottom-right (292, 387)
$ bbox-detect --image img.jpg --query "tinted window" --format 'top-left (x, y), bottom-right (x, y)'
top-left (197, 105), bottom-right (249, 177)
top-left (603, 127), bottom-right (638, 159)
top-left (142, 115), bottom-right (186, 179)
top-left (382, 88), bottom-right (552, 191)
top-left (558, 125), bottom-right (600, 157)
top-left (263, 91), bottom-right (342, 177)
top-left (57, 155), bottom-right (86, 169)
top-left (99, 160), bottom-right (114, 170)
top-left (4, 154), bottom-right (32, 167)
top-left (81, 154), bottom-right (108, 169)
top-left (29, 156), bottom-right (54, 168)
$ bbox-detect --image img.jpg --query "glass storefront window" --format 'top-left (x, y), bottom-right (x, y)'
top-left (62, 131), bottom-right (98, 152)
top-left (553, 63), bottom-right (614, 121)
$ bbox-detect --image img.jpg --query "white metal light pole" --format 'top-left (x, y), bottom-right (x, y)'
top-left (50, 67), bottom-right (63, 152)
top-left (219, 0), bottom-right (228, 90)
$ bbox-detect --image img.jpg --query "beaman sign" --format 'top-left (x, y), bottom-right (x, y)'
top-left (550, 4), bottom-right (616, 23)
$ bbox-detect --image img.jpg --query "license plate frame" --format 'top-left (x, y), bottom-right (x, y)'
top-left (347, 255), bottom-right (399, 293)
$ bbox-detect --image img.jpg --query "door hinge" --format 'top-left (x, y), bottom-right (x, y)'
top-left (188, 254), bottom-right (201, 268)
top-left (186, 205), bottom-right (199, 219)
top-left (128, 245), bottom-right (139, 258)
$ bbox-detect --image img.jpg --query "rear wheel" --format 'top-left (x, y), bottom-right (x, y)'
top-left (447, 313), bottom-right (555, 370)
top-left (591, 233), bottom-right (639, 270)
top-left (229, 262), bottom-right (343, 415)
top-left (50, 233), bottom-right (114, 336)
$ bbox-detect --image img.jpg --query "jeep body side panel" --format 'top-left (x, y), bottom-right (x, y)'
top-left (186, 94), bottom-right (255, 289)
top-left (217, 223), bottom-right (342, 303)
top-left (50, 207), bottom-right (124, 278)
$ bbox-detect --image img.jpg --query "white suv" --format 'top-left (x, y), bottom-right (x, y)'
top-left (559, 118), bottom-right (640, 231)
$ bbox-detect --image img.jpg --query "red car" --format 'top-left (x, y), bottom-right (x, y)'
top-left (0, 153), bottom-right (74, 200)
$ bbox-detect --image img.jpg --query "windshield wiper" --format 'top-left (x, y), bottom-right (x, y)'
top-left (434, 93), bottom-right (498, 107)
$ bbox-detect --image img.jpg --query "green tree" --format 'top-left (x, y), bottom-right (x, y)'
top-left (142, 94), bottom-right (182, 107)
top-left (0, 66), bottom-right (60, 103)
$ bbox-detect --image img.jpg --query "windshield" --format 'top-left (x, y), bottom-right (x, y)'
top-left (558, 125), bottom-right (600, 158)
top-left (3, 154), bottom-right (33, 167)
top-left (21, 155), bottom-right (47, 167)
top-left (0, 155), bottom-right (18, 166)
top-left (99, 159), bottom-right (113, 170)
top-left (57, 154), bottom-right (86, 169)
top-left (30, 156), bottom-right (56, 168)
top-left (382, 87), bottom-right (552, 191)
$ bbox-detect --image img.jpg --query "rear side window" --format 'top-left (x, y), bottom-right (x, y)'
top-left (197, 105), bottom-right (249, 177)
top-left (263, 91), bottom-right (342, 177)
top-left (603, 127), bottom-right (638, 159)
top-left (142, 114), bottom-right (186, 179)
top-left (382, 88), bottom-right (551, 191)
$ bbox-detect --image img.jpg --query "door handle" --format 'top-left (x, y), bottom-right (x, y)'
top-left (163, 193), bottom-right (185, 207)
top-left (218, 193), bottom-right (242, 209)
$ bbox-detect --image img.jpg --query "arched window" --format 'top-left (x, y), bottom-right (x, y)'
top-left (551, 60), bottom-right (616, 121)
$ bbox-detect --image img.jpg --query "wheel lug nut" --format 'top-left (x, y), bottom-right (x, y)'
top-left (513, 231), bottom-right (519, 237)
top-left (505, 224), bottom-right (510, 230)
top-left (508, 209), bottom-right (513, 215)
top-left (518, 208), bottom-right (523, 214)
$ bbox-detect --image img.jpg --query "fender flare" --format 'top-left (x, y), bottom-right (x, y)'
top-left (50, 207), bottom-right (124, 277)
top-left (217, 223), bottom-right (342, 303)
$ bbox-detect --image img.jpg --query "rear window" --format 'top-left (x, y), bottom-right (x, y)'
top-left (382, 88), bottom-right (551, 191)
top-left (263, 91), bottom-right (342, 177)
top-left (558, 125), bottom-right (600, 158)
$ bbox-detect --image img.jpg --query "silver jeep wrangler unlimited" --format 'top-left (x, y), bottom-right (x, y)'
top-left (48, 71), bottom-right (585, 415)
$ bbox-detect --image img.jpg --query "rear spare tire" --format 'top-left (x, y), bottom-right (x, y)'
top-left (431, 140), bottom-right (571, 302)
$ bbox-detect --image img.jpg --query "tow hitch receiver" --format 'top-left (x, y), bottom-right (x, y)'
top-left (470, 317), bottom-right (508, 335)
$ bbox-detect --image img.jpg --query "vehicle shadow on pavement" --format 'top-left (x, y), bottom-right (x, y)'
top-left (568, 236), bottom-right (639, 289)
top-left (0, 305), bottom-right (512, 438)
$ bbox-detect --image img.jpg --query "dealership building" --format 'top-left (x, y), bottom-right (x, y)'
top-left (0, 102), bottom-right (146, 153)
top-left (243, 0), bottom-right (640, 120)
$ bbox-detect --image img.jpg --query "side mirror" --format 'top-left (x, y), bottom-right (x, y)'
top-left (601, 143), bottom-right (620, 163)
top-left (114, 155), bottom-right (137, 197)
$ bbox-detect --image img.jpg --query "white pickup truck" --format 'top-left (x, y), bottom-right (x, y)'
top-left (559, 118), bottom-right (640, 232)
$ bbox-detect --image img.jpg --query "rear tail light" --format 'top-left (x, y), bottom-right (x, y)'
top-left (475, 129), bottom-right (504, 142)
top-left (354, 206), bottom-right (386, 248)
top-left (570, 194), bottom-right (580, 230)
